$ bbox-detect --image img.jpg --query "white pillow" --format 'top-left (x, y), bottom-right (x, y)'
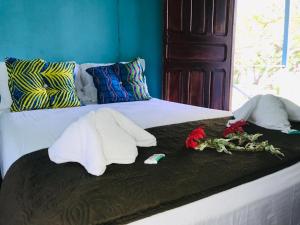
top-left (74, 63), bottom-right (86, 104)
top-left (249, 94), bottom-right (291, 132)
top-left (79, 58), bottom-right (146, 105)
top-left (0, 62), bottom-right (12, 110)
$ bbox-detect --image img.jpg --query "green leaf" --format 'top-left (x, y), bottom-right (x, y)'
top-left (193, 131), bottom-right (284, 159)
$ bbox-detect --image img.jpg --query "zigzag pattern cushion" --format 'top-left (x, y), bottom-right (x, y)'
top-left (41, 61), bottom-right (81, 109)
top-left (86, 64), bottom-right (132, 104)
top-left (5, 58), bottom-right (50, 112)
top-left (118, 59), bottom-right (151, 101)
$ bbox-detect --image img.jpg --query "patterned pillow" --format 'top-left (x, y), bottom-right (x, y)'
top-left (118, 59), bottom-right (151, 101)
top-left (5, 58), bottom-right (50, 112)
top-left (40, 61), bottom-right (81, 109)
top-left (86, 64), bottom-right (132, 104)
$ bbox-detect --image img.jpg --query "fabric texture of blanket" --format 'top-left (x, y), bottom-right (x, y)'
top-left (229, 94), bottom-right (300, 133)
top-left (0, 118), bottom-right (299, 225)
top-left (48, 108), bottom-right (157, 176)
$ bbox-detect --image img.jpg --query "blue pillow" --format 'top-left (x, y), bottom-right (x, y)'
top-left (86, 64), bottom-right (133, 104)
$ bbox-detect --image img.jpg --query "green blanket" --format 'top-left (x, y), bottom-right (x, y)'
top-left (0, 118), bottom-right (299, 225)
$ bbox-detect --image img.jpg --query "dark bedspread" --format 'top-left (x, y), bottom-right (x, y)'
top-left (0, 118), bottom-right (300, 225)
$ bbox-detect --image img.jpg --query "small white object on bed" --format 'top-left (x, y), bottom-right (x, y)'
top-left (49, 108), bottom-right (156, 176)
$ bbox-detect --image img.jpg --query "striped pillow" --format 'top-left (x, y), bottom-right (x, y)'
top-left (5, 58), bottom-right (50, 112)
top-left (86, 64), bottom-right (132, 104)
top-left (118, 59), bottom-right (151, 101)
top-left (41, 61), bottom-right (81, 109)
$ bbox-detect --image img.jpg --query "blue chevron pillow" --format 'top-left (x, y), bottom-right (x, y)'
top-left (118, 59), bottom-right (151, 101)
top-left (40, 61), bottom-right (81, 109)
top-left (86, 64), bottom-right (132, 104)
top-left (5, 58), bottom-right (50, 112)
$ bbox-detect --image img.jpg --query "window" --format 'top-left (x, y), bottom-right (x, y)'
top-left (233, 0), bottom-right (300, 110)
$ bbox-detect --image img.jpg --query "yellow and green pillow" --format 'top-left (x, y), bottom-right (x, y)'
top-left (5, 58), bottom-right (50, 112)
top-left (41, 61), bottom-right (80, 108)
top-left (5, 58), bottom-right (80, 112)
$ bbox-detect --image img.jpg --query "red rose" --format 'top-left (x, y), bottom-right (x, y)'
top-left (224, 120), bottom-right (247, 137)
top-left (230, 120), bottom-right (247, 129)
top-left (186, 127), bottom-right (206, 149)
top-left (185, 136), bottom-right (199, 149)
top-left (190, 127), bottom-right (206, 138)
top-left (223, 127), bottom-right (235, 137)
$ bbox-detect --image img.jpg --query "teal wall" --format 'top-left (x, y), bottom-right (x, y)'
top-left (119, 0), bottom-right (163, 99)
top-left (0, 0), bottom-right (163, 97)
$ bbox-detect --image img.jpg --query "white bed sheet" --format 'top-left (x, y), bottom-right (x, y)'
top-left (0, 99), bottom-right (299, 225)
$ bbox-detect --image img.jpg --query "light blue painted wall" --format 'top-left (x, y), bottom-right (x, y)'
top-left (119, 0), bottom-right (163, 98)
top-left (0, 0), bottom-right (120, 63)
top-left (0, 0), bottom-right (163, 97)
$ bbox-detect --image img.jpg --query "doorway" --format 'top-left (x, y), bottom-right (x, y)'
top-left (232, 0), bottom-right (300, 110)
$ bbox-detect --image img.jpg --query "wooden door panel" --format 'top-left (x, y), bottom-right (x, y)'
top-left (210, 70), bottom-right (226, 109)
top-left (167, 43), bottom-right (226, 61)
top-left (188, 70), bottom-right (205, 106)
top-left (191, 0), bottom-right (206, 34)
top-left (214, 0), bottom-right (229, 35)
top-left (164, 0), bottom-right (235, 110)
top-left (167, 0), bottom-right (183, 32)
top-left (167, 69), bottom-right (229, 109)
top-left (165, 69), bottom-right (219, 107)
top-left (165, 70), bottom-right (182, 103)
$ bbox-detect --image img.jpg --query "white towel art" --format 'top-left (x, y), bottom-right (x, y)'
top-left (228, 94), bottom-right (300, 133)
top-left (49, 108), bottom-right (157, 176)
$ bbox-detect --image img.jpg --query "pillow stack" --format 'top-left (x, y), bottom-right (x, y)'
top-left (86, 58), bottom-right (151, 104)
top-left (5, 57), bottom-right (80, 112)
top-left (0, 57), bottom-right (151, 112)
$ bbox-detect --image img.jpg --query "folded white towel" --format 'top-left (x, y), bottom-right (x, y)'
top-left (93, 108), bottom-right (157, 165)
top-left (228, 94), bottom-right (300, 133)
top-left (279, 97), bottom-right (300, 121)
top-left (49, 108), bottom-right (157, 176)
top-left (48, 112), bottom-right (107, 175)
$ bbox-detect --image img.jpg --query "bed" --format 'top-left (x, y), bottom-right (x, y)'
top-left (0, 98), bottom-right (299, 225)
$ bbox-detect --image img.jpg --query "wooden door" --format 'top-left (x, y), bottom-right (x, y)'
top-left (163, 0), bottom-right (235, 110)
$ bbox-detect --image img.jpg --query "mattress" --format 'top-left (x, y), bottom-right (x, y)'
top-left (0, 99), bottom-right (299, 225)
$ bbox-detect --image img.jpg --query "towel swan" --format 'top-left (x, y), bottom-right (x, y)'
top-left (49, 108), bottom-right (157, 176)
top-left (228, 94), bottom-right (300, 134)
